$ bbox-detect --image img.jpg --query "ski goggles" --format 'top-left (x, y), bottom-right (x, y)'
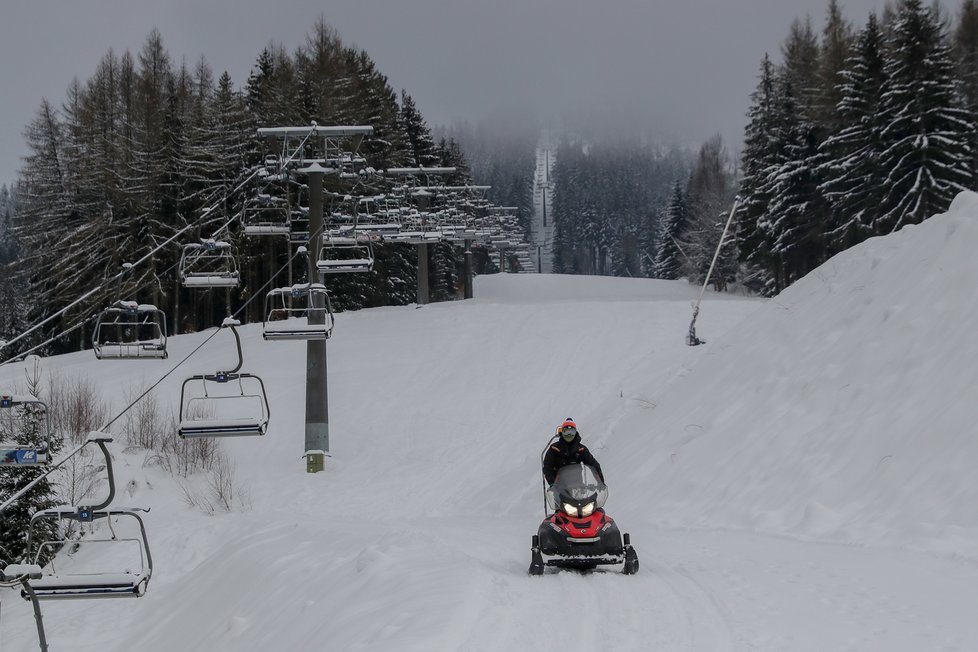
top-left (560, 426), bottom-right (577, 438)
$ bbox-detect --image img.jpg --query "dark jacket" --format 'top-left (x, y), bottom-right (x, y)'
top-left (542, 433), bottom-right (604, 486)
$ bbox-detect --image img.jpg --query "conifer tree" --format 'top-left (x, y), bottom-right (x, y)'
top-left (877, 0), bottom-right (975, 232)
top-left (737, 55), bottom-right (781, 294)
top-left (817, 0), bottom-right (855, 128)
top-left (954, 0), bottom-right (978, 175)
top-left (400, 91), bottom-right (439, 168)
top-left (818, 13), bottom-right (889, 251)
top-left (0, 365), bottom-right (62, 566)
top-left (653, 182), bottom-right (687, 280)
top-left (680, 136), bottom-right (736, 286)
top-left (760, 73), bottom-right (829, 288)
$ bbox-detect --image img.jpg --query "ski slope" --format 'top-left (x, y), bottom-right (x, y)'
top-left (4, 194), bottom-right (978, 650)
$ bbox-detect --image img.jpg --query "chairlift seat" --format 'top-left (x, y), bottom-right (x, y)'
top-left (179, 418), bottom-right (267, 438)
top-left (24, 571), bottom-right (150, 600)
top-left (262, 319), bottom-right (332, 341)
top-left (182, 274), bottom-right (241, 288)
top-left (317, 258), bottom-right (374, 273)
top-left (94, 342), bottom-right (167, 359)
top-left (244, 224), bottom-right (291, 236)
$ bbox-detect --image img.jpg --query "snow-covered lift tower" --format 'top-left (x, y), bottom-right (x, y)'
top-left (258, 124), bottom-right (373, 473)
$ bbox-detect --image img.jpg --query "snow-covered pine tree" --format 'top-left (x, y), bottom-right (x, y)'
top-left (737, 55), bottom-right (781, 294)
top-left (400, 91), bottom-right (440, 168)
top-left (0, 365), bottom-right (62, 567)
top-left (550, 142), bottom-right (576, 274)
top-left (818, 13), bottom-right (889, 252)
top-left (679, 135), bottom-right (736, 287)
top-left (347, 49), bottom-right (410, 170)
top-left (954, 0), bottom-right (978, 177)
top-left (955, 0), bottom-right (978, 111)
top-left (877, 0), bottom-right (975, 232)
top-left (245, 48), bottom-right (276, 125)
top-left (760, 72), bottom-right (829, 288)
top-left (653, 182), bottom-right (687, 280)
top-left (0, 186), bottom-right (28, 342)
top-left (13, 99), bottom-right (77, 346)
top-left (815, 0), bottom-right (855, 129)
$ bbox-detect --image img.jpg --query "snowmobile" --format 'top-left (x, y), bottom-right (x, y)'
top-left (528, 461), bottom-right (638, 575)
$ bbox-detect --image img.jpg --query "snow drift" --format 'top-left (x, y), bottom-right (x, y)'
top-left (622, 190), bottom-right (978, 554)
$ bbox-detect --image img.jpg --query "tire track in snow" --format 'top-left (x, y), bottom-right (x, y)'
top-left (645, 558), bottom-right (737, 651)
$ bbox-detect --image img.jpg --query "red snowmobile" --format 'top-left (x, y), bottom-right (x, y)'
top-left (528, 461), bottom-right (638, 575)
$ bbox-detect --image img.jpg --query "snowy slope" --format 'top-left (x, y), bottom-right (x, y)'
top-left (3, 193), bottom-right (978, 651)
top-left (620, 191), bottom-right (978, 554)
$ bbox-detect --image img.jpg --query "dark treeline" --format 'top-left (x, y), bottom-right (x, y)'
top-left (551, 140), bottom-right (689, 277)
top-left (0, 20), bottom-right (480, 351)
top-left (735, 0), bottom-right (978, 295)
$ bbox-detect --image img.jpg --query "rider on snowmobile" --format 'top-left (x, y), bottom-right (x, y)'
top-left (543, 418), bottom-right (604, 487)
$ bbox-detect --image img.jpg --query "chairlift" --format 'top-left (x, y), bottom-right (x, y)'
top-left (178, 321), bottom-right (270, 438)
top-left (21, 507), bottom-right (153, 600)
top-left (0, 394), bottom-right (51, 467)
top-left (262, 283), bottom-right (334, 341)
top-left (10, 435), bottom-right (153, 600)
top-left (242, 193), bottom-right (291, 236)
top-left (92, 301), bottom-right (167, 360)
top-left (179, 239), bottom-right (240, 289)
top-left (317, 235), bottom-right (375, 274)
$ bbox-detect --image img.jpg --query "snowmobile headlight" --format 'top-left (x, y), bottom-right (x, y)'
top-left (580, 502), bottom-right (595, 517)
top-left (562, 503), bottom-right (579, 517)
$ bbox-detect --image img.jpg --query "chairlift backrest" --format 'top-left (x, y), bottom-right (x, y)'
top-left (262, 283), bottom-right (335, 341)
top-left (92, 301), bottom-right (168, 360)
top-left (179, 240), bottom-right (240, 288)
top-left (317, 235), bottom-right (375, 274)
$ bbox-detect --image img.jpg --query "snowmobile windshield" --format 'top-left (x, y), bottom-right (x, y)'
top-left (552, 464), bottom-right (608, 509)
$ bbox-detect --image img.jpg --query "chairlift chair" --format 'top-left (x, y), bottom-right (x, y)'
top-left (0, 394), bottom-right (52, 467)
top-left (317, 235), bottom-right (375, 274)
top-left (179, 239), bottom-right (240, 289)
top-left (92, 301), bottom-right (167, 360)
top-left (262, 283), bottom-right (335, 341)
top-left (178, 321), bottom-right (271, 438)
top-left (21, 507), bottom-right (153, 600)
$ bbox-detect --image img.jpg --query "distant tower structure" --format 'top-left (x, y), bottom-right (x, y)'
top-left (530, 131), bottom-right (557, 273)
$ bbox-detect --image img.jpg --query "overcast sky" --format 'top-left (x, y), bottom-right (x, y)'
top-left (0, 0), bottom-right (891, 186)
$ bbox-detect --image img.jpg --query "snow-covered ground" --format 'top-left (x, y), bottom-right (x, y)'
top-left (4, 193), bottom-right (978, 650)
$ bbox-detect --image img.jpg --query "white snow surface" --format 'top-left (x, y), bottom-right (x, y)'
top-left (4, 193), bottom-right (978, 650)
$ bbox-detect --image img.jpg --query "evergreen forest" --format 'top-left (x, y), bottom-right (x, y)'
top-left (0, 20), bottom-right (490, 355)
top-left (733, 0), bottom-right (978, 294)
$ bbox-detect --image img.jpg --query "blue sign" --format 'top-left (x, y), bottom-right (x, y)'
top-left (0, 448), bottom-right (45, 465)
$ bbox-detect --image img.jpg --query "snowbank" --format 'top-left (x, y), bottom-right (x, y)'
top-left (617, 191), bottom-right (978, 555)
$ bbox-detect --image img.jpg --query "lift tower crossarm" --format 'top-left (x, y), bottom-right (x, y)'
top-left (257, 126), bottom-right (374, 138)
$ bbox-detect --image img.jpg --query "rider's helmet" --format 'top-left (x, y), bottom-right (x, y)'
top-left (558, 418), bottom-right (577, 442)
